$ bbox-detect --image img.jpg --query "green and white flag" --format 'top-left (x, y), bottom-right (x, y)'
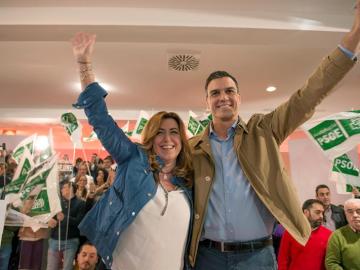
top-left (331, 151), bottom-right (360, 186)
top-left (198, 113), bottom-right (212, 129)
top-left (2, 148), bottom-right (34, 204)
top-left (121, 120), bottom-right (133, 137)
top-left (38, 129), bottom-right (54, 163)
top-left (5, 155), bottom-right (61, 229)
top-left (12, 134), bottom-right (37, 164)
top-left (4, 134), bottom-right (61, 230)
top-left (131, 111), bottom-right (149, 141)
top-left (187, 111), bottom-right (212, 137)
top-left (61, 112), bottom-right (83, 148)
top-left (302, 110), bottom-right (360, 161)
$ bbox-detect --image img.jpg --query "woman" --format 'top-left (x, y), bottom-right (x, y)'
top-left (75, 174), bottom-right (88, 201)
top-left (71, 32), bottom-right (193, 270)
top-left (93, 168), bottom-right (109, 201)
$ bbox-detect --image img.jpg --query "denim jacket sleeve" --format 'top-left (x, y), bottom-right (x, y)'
top-left (73, 82), bottom-right (136, 165)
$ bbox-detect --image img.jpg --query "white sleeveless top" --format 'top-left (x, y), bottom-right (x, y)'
top-left (112, 185), bottom-right (190, 270)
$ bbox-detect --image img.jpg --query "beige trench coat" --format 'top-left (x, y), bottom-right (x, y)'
top-left (188, 48), bottom-right (356, 266)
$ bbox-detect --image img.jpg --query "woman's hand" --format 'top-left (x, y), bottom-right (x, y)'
top-left (71, 32), bottom-right (97, 89)
top-left (71, 32), bottom-right (96, 63)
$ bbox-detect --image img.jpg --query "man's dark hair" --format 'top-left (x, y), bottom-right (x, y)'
top-left (104, 155), bottom-right (114, 164)
top-left (302, 199), bottom-right (324, 211)
top-left (59, 178), bottom-right (77, 194)
top-left (78, 241), bottom-right (97, 254)
top-left (315, 184), bottom-right (330, 195)
top-left (205, 70), bottom-right (239, 93)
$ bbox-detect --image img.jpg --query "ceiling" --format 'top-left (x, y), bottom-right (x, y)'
top-left (0, 0), bottom-right (359, 128)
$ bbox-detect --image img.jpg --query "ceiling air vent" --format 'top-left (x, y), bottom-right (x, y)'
top-left (167, 52), bottom-right (200, 71)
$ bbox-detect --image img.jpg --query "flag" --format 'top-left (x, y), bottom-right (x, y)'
top-left (121, 121), bottom-right (133, 137)
top-left (61, 112), bottom-right (83, 148)
top-left (187, 111), bottom-right (212, 137)
top-left (302, 110), bottom-right (360, 161)
top-left (4, 133), bottom-right (62, 230)
top-left (38, 129), bottom-right (54, 163)
top-left (12, 134), bottom-right (37, 164)
top-left (3, 148), bottom-right (34, 204)
top-left (5, 155), bottom-right (62, 229)
top-left (331, 149), bottom-right (360, 191)
top-left (131, 111), bottom-right (149, 141)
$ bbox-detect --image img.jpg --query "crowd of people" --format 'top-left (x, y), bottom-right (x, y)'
top-left (0, 153), bottom-right (116, 270)
top-left (1, 1), bottom-right (360, 269)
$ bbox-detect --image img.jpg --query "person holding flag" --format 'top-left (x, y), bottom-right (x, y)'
top-left (70, 32), bottom-right (194, 270)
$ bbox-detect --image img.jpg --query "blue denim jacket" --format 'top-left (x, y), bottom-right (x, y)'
top-left (73, 83), bottom-right (193, 269)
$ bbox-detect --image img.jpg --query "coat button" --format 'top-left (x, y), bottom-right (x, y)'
top-left (132, 211), bottom-right (136, 216)
top-left (109, 201), bottom-right (112, 206)
top-left (147, 193), bottom-right (152, 197)
top-left (195, 213), bottom-right (200, 219)
top-left (116, 231), bottom-right (120, 236)
top-left (205, 176), bottom-right (211, 182)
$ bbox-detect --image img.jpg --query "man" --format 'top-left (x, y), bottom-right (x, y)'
top-left (325, 198), bottom-right (360, 269)
top-left (0, 163), bottom-right (14, 270)
top-left (71, 162), bottom-right (94, 189)
top-left (17, 197), bottom-right (50, 270)
top-left (188, 4), bottom-right (360, 269)
top-left (278, 199), bottom-right (332, 270)
top-left (76, 242), bottom-right (98, 270)
top-left (316, 184), bottom-right (347, 231)
top-left (89, 153), bottom-right (99, 179)
top-left (46, 179), bottom-right (86, 270)
top-left (103, 155), bottom-right (116, 185)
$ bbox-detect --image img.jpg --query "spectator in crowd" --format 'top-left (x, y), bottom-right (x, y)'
top-left (352, 186), bottom-right (360, 199)
top-left (46, 179), bottom-right (86, 270)
top-left (316, 184), bottom-right (347, 231)
top-left (72, 157), bottom-right (83, 176)
top-left (188, 4), bottom-right (360, 268)
top-left (0, 163), bottom-right (15, 270)
top-left (17, 196), bottom-right (51, 270)
top-left (75, 174), bottom-right (89, 201)
top-left (272, 222), bottom-right (285, 258)
top-left (325, 198), bottom-right (360, 269)
top-left (278, 199), bottom-right (332, 270)
top-left (102, 155), bottom-right (116, 185)
top-left (93, 168), bottom-right (109, 201)
top-left (71, 31), bottom-right (193, 270)
top-left (71, 161), bottom-right (94, 189)
top-left (89, 153), bottom-right (99, 179)
top-left (76, 242), bottom-right (99, 270)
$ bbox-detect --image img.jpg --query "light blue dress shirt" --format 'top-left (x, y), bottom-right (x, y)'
top-left (202, 120), bottom-right (275, 242)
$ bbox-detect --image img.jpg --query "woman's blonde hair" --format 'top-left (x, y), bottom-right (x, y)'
top-left (141, 111), bottom-right (193, 187)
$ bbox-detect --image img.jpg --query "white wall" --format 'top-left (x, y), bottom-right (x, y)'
top-left (289, 138), bottom-right (351, 206)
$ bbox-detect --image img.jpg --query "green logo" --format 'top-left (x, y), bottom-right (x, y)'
top-left (339, 117), bottom-right (360, 137)
top-left (135, 118), bottom-right (148, 135)
top-left (332, 154), bottom-right (359, 177)
top-left (188, 116), bottom-right (200, 135)
top-left (308, 120), bottom-right (346, 150)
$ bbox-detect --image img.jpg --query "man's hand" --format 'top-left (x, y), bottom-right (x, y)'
top-left (56, 212), bottom-right (65, 221)
top-left (48, 218), bottom-right (57, 228)
top-left (341, 0), bottom-right (360, 53)
top-left (20, 197), bottom-right (35, 214)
